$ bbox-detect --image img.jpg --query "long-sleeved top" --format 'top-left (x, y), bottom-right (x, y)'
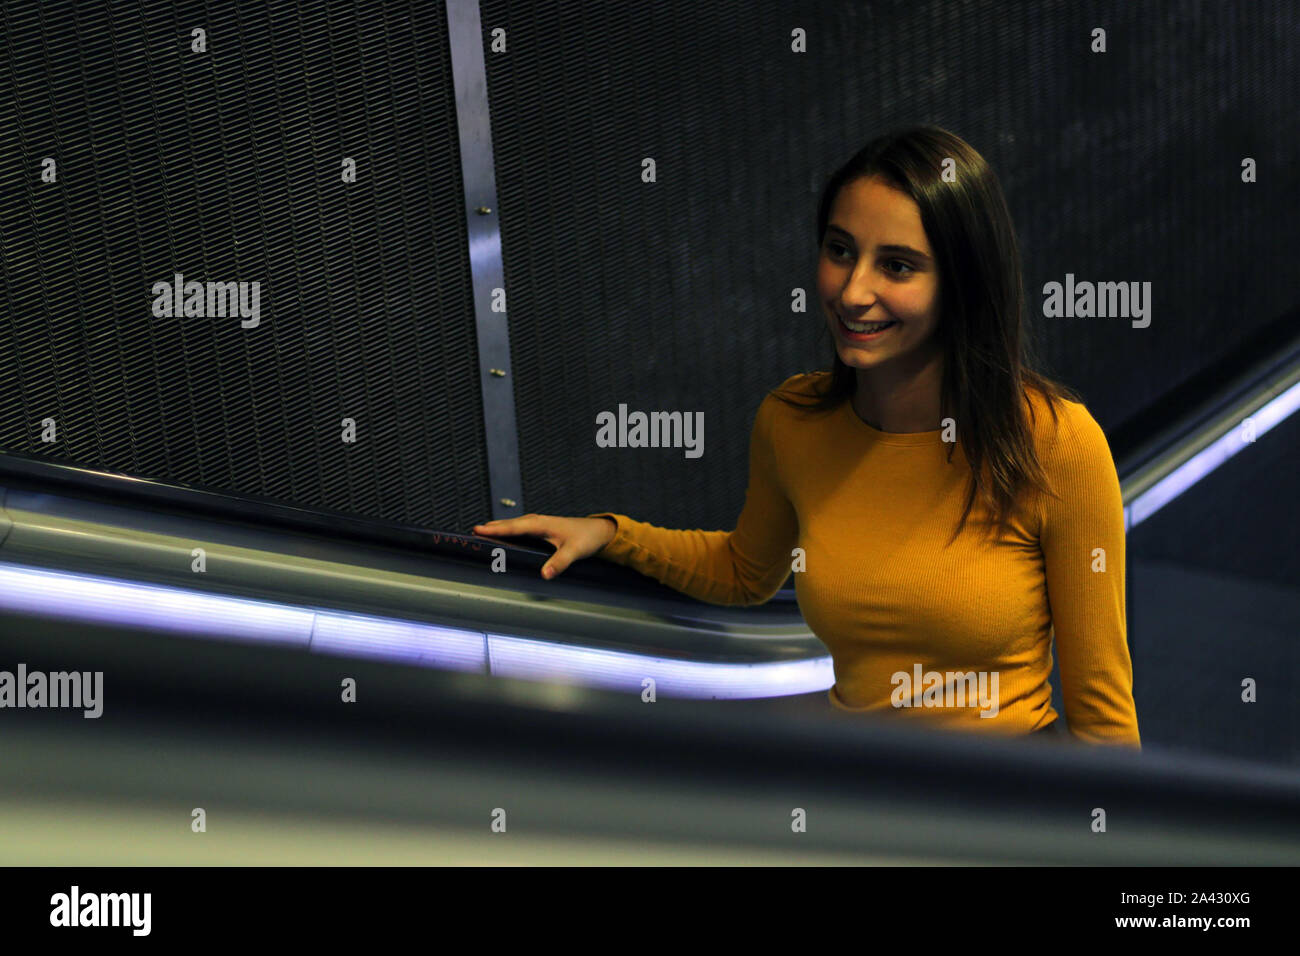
top-left (588, 370), bottom-right (1141, 746)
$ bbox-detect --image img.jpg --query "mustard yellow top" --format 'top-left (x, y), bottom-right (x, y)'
top-left (589, 371), bottom-right (1140, 747)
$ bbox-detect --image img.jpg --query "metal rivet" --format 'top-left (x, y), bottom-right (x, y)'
top-left (499, 498), bottom-right (516, 508)
top-left (489, 368), bottom-right (506, 377)
top-left (475, 206), bottom-right (492, 215)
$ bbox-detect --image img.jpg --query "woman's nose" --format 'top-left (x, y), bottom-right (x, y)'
top-left (839, 280), bottom-right (879, 310)
top-left (838, 264), bottom-right (882, 307)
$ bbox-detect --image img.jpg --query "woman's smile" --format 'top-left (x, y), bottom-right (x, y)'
top-left (837, 313), bottom-right (899, 342)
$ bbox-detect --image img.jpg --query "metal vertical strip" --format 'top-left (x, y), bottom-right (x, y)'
top-left (446, 0), bottom-right (522, 520)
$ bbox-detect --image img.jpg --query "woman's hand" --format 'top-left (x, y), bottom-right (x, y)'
top-left (471, 514), bottom-right (617, 580)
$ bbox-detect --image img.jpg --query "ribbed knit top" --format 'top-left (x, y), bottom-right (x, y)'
top-left (588, 371), bottom-right (1140, 746)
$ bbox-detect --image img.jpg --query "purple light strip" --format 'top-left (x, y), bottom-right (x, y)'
top-left (0, 562), bottom-right (831, 697)
top-left (1126, 381), bottom-right (1300, 529)
top-left (488, 633), bottom-right (834, 699)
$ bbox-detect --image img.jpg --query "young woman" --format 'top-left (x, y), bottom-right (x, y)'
top-left (474, 126), bottom-right (1140, 748)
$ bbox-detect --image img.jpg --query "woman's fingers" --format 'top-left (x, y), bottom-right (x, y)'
top-left (471, 514), bottom-right (590, 580)
top-left (472, 514), bottom-right (537, 535)
top-left (540, 546), bottom-right (572, 580)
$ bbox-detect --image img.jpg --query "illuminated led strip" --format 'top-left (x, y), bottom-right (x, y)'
top-left (488, 633), bottom-right (834, 698)
top-left (0, 561), bottom-right (833, 698)
top-left (1125, 380), bottom-right (1300, 530)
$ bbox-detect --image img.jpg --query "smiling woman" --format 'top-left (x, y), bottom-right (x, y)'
top-left (766, 128), bottom-right (1137, 744)
top-left (490, 126), bottom-right (1140, 747)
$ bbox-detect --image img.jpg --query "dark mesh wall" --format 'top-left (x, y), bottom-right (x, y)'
top-left (0, 0), bottom-right (485, 530)
top-left (481, 0), bottom-right (1299, 537)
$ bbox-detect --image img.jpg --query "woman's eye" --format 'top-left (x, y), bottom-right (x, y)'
top-left (826, 241), bottom-right (850, 259)
top-left (885, 259), bottom-right (915, 276)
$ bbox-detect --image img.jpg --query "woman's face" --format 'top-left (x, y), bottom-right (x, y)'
top-left (818, 175), bottom-right (942, 371)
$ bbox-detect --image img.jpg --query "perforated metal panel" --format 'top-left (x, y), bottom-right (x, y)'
top-left (0, 0), bottom-right (486, 530)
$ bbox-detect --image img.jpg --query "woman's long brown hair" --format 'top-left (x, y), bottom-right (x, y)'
top-left (771, 125), bottom-right (1083, 547)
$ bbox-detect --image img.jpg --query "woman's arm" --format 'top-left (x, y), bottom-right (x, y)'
top-left (586, 392), bottom-right (799, 606)
top-left (1039, 402), bottom-right (1142, 747)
